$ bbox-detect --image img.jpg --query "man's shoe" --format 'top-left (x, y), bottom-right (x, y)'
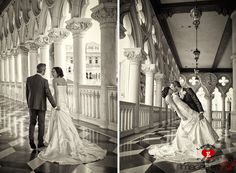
top-left (38, 144), bottom-right (46, 148)
top-left (29, 140), bottom-right (36, 149)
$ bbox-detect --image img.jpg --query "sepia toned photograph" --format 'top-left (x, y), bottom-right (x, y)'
top-left (0, 0), bottom-right (117, 173)
top-left (119, 0), bottom-right (236, 173)
top-left (1, 0), bottom-right (236, 172)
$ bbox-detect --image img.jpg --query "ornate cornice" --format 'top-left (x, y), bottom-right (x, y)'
top-left (123, 47), bottom-right (144, 63)
top-left (48, 28), bottom-right (70, 43)
top-left (34, 35), bottom-right (51, 47)
top-left (91, 2), bottom-right (117, 25)
top-left (66, 18), bottom-right (92, 35)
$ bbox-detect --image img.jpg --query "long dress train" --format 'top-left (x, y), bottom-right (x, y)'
top-left (38, 86), bottom-right (106, 165)
top-left (148, 94), bottom-right (219, 163)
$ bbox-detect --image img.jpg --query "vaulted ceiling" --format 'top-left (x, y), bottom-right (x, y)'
top-left (150, 0), bottom-right (236, 73)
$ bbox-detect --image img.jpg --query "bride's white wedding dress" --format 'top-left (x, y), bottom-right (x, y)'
top-left (38, 85), bottom-right (107, 165)
top-left (148, 93), bottom-right (219, 163)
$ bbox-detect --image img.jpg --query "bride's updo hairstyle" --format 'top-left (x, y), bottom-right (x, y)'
top-left (52, 67), bottom-right (64, 77)
top-left (162, 87), bottom-right (170, 98)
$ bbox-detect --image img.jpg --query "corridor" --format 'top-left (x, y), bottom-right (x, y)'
top-left (0, 96), bottom-right (117, 173)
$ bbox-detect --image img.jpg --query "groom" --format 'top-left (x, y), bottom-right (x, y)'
top-left (26, 63), bottom-right (59, 149)
top-left (170, 80), bottom-right (204, 120)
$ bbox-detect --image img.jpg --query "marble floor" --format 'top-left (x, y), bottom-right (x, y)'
top-left (0, 96), bottom-right (117, 173)
top-left (120, 121), bottom-right (236, 173)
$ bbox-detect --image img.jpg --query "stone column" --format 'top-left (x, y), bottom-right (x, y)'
top-left (230, 11), bottom-right (236, 131)
top-left (226, 99), bottom-right (231, 137)
top-left (18, 45), bottom-right (29, 102)
top-left (91, 2), bottom-right (117, 128)
top-left (25, 41), bottom-right (39, 76)
top-left (155, 73), bottom-right (164, 107)
top-left (11, 48), bottom-right (18, 100)
top-left (6, 51), bottom-right (11, 98)
top-left (5, 53), bottom-right (9, 82)
top-left (35, 35), bottom-right (51, 80)
top-left (220, 93), bottom-right (226, 140)
top-left (124, 48), bottom-right (143, 103)
top-left (142, 64), bottom-right (156, 106)
top-left (48, 28), bottom-right (69, 78)
top-left (0, 58), bottom-right (2, 82)
top-left (66, 18), bottom-right (92, 113)
top-left (124, 48), bottom-right (144, 131)
top-left (205, 93), bottom-right (214, 125)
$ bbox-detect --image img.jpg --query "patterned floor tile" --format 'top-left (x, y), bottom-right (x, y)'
top-left (0, 96), bottom-right (117, 173)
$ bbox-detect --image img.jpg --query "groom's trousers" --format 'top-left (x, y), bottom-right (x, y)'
top-left (29, 109), bottom-right (45, 145)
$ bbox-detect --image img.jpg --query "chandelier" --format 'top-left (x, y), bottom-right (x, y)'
top-left (190, 0), bottom-right (202, 83)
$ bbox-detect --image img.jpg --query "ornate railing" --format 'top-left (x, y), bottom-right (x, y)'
top-left (0, 82), bottom-right (117, 130)
top-left (120, 101), bottom-right (135, 132)
top-left (212, 111), bottom-right (230, 129)
top-left (108, 86), bottom-right (117, 124)
top-left (139, 104), bottom-right (151, 128)
top-left (78, 85), bottom-right (101, 119)
top-left (120, 101), bottom-right (178, 137)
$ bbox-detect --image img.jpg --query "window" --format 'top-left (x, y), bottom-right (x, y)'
top-left (95, 57), bottom-right (98, 64)
top-left (89, 57), bottom-right (92, 64)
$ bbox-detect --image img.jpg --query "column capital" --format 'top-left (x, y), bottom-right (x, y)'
top-left (221, 92), bottom-right (227, 98)
top-left (25, 40), bottom-right (40, 52)
top-left (231, 54), bottom-right (236, 60)
top-left (155, 73), bottom-right (164, 80)
top-left (10, 48), bottom-right (19, 57)
top-left (204, 94), bottom-right (214, 100)
top-left (66, 18), bottom-right (92, 35)
top-left (35, 35), bottom-right (51, 47)
top-left (123, 47), bottom-right (144, 63)
top-left (91, 2), bottom-right (117, 25)
top-left (231, 10), bottom-right (236, 19)
top-left (48, 28), bottom-right (70, 43)
top-left (141, 64), bottom-right (156, 75)
top-left (6, 50), bottom-right (13, 57)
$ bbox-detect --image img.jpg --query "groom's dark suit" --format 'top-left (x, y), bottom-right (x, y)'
top-left (26, 74), bottom-right (56, 146)
top-left (182, 88), bottom-right (204, 113)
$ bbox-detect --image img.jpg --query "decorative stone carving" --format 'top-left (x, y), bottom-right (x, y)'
top-left (201, 73), bottom-right (218, 94)
top-left (10, 48), bottom-right (19, 57)
top-left (66, 18), bottom-right (92, 35)
top-left (48, 28), bottom-right (70, 43)
top-left (123, 48), bottom-right (144, 64)
top-left (141, 64), bottom-right (156, 75)
top-left (91, 2), bottom-right (117, 25)
top-left (34, 35), bottom-right (51, 47)
top-left (6, 50), bottom-right (12, 58)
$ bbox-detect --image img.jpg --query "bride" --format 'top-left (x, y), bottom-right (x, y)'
top-left (38, 67), bottom-right (106, 165)
top-left (148, 87), bottom-right (219, 163)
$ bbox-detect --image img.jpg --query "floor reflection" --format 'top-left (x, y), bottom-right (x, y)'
top-left (120, 119), bottom-right (236, 173)
top-left (0, 96), bottom-right (117, 173)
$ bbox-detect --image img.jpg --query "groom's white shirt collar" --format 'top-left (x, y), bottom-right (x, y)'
top-left (36, 73), bottom-right (43, 77)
